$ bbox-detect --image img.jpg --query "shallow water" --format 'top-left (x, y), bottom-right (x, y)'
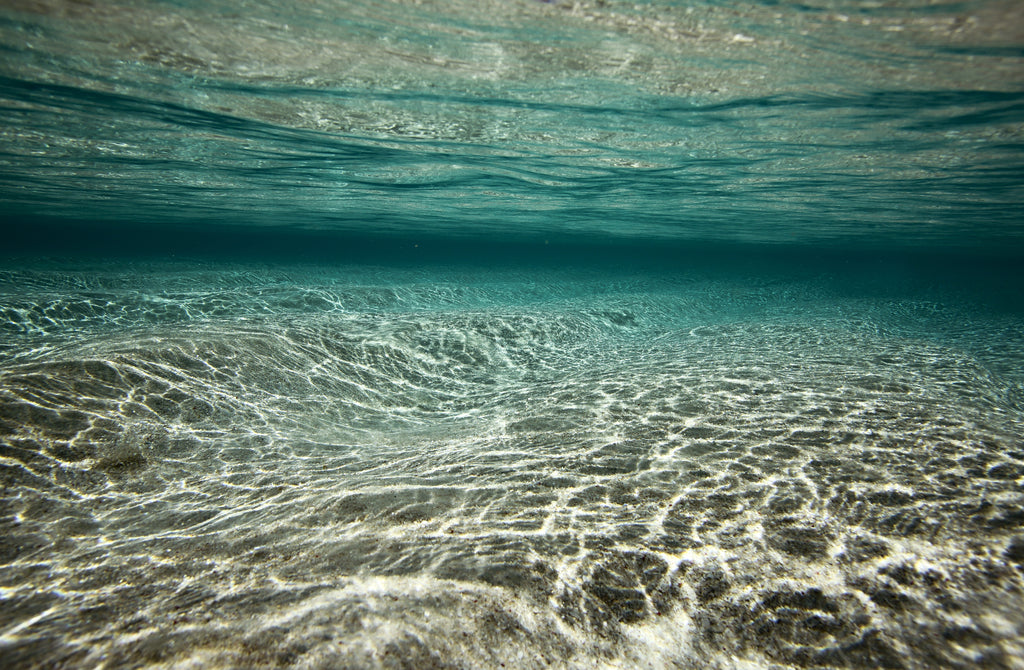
top-left (2, 1), bottom-right (1024, 669)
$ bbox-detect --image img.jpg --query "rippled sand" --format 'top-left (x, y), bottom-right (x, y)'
top-left (2, 260), bottom-right (1022, 668)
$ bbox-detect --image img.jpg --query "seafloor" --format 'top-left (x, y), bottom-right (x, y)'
top-left (1, 257), bottom-right (1022, 668)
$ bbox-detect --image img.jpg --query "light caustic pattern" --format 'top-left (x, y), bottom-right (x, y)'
top-left (1, 264), bottom-right (1024, 669)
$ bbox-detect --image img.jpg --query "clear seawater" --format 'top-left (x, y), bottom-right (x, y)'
top-left (1, 1), bottom-right (1023, 669)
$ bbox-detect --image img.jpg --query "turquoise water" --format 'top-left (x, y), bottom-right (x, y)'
top-left (2, 1), bottom-right (1024, 669)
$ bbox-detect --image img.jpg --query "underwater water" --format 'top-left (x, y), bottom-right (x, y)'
top-left (2, 1), bottom-right (1024, 668)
